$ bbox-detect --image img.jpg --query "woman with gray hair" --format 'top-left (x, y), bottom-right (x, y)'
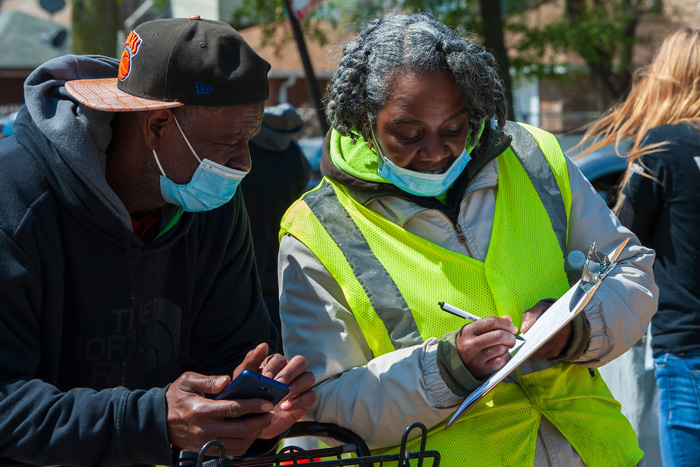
top-left (279, 13), bottom-right (656, 466)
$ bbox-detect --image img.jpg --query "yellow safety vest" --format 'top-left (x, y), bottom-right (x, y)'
top-left (281, 122), bottom-right (642, 466)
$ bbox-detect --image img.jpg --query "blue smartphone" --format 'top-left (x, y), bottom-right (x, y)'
top-left (215, 370), bottom-right (290, 405)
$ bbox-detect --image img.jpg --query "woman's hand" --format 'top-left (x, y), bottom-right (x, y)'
top-left (520, 299), bottom-right (572, 359)
top-left (455, 316), bottom-right (520, 380)
top-left (257, 353), bottom-right (316, 439)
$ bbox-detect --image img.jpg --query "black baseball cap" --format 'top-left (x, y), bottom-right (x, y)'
top-left (66, 15), bottom-right (271, 112)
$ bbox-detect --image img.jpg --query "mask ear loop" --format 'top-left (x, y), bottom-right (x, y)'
top-left (152, 150), bottom-right (167, 177)
top-left (172, 114), bottom-right (203, 164)
top-left (367, 117), bottom-right (383, 158)
top-left (368, 121), bottom-right (390, 174)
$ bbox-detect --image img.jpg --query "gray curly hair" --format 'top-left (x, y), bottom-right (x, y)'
top-left (326, 13), bottom-right (507, 144)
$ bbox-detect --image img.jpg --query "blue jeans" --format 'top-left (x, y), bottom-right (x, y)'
top-left (654, 351), bottom-right (700, 467)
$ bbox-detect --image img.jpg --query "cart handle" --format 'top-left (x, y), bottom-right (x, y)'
top-left (286, 421), bottom-right (372, 457)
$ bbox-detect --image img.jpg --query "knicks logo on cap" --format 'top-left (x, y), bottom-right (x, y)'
top-left (118, 30), bottom-right (142, 81)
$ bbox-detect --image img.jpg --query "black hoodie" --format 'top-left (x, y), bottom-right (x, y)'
top-left (617, 122), bottom-right (700, 358)
top-left (0, 55), bottom-right (276, 466)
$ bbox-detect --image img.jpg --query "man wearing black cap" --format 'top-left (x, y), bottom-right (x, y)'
top-left (0, 16), bottom-right (315, 466)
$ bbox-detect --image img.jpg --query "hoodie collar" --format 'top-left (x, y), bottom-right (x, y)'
top-left (19, 54), bottom-right (134, 229)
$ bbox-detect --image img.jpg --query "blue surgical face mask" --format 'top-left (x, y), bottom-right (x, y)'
top-left (152, 116), bottom-right (248, 212)
top-left (370, 125), bottom-right (472, 197)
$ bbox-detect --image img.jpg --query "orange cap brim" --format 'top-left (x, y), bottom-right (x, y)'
top-left (65, 78), bottom-right (184, 112)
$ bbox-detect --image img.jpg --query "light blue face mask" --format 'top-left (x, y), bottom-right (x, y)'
top-left (370, 125), bottom-right (472, 197)
top-left (152, 116), bottom-right (248, 212)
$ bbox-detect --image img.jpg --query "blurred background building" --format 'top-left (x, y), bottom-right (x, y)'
top-left (2, 0), bottom-right (700, 139)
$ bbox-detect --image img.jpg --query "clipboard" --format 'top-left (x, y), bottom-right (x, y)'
top-left (445, 238), bottom-right (630, 429)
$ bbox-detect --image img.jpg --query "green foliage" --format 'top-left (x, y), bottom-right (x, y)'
top-left (228, 0), bottom-right (483, 51)
top-left (72, 0), bottom-right (119, 56)
top-left (229, 0), bottom-right (340, 51)
top-left (509, 1), bottom-right (639, 75)
top-left (231, 0), bottom-right (650, 108)
top-left (230, 0), bottom-right (642, 72)
top-left (507, 0), bottom-right (650, 106)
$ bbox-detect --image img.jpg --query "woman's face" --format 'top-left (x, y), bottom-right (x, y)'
top-left (373, 70), bottom-right (469, 174)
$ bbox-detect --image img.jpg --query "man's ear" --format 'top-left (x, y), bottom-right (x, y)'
top-left (143, 109), bottom-right (175, 150)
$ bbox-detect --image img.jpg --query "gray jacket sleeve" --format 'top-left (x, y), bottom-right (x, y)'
top-left (279, 236), bottom-right (463, 448)
top-left (564, 157), bottom-right (658, 366)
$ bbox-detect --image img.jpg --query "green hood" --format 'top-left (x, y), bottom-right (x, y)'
top-left (329, 129), bottom-right (386, 184)
top-left (329, 121), bottom-right (486, 184)
top-left (318, 120), bottom-right (511, 221)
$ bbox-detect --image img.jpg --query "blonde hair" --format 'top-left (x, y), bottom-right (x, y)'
top-left (574, 27), bottom-right (700, 209)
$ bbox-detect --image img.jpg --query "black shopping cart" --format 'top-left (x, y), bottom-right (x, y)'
top-left (189, 421), bottom-right (440, 467)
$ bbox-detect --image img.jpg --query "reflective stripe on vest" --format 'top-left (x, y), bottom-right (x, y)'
top-left (280, 122), bottom-right (642, 466)
top-left (302, 180), bottom-right (422, 350)
top-left (507, 122), bottom-right (568, 257)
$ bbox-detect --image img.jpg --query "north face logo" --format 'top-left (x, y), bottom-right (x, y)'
top-left (196, 82), bottom-right (214, 95)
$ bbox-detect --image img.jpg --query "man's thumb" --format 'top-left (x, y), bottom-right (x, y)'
top-left (181, 372), bottom-right (230, 395)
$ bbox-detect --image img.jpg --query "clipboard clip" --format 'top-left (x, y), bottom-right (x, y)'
top-left (569, 238), bottom-right (629, 309)
top-left (579, 239), bottom-right (628, 292)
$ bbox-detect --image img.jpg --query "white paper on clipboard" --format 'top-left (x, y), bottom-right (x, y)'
top-left (445, 238), bottom-right (630, 429)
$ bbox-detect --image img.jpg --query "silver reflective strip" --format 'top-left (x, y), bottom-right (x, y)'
top-left (304, 181), bottom-right (423, 350)
top-left (506, 122), bottom-right (568, 257)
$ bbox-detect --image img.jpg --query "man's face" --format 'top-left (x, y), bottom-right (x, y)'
top-left (159, 101), bottom-right (265, 185)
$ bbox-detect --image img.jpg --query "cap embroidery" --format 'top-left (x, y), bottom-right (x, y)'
top-left (118, 30), bottom-right (142, 81)
top-left (195, 82), bottom-right (214, 95)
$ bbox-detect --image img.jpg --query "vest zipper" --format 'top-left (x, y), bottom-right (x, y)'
top-left (450, 217), bottom-right (474, 258)
top-left (402, 208), bottom-right (476, 258)
top-left (400, 184), bottom-right (494, 259)
top-left (454, 223), bottom-right (468, 247)
top-left (452, 184), bottom-right (493, 258)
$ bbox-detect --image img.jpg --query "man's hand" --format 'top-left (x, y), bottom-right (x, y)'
top-left (165, 371), bottom-right (275, 456)
top-left (520, 299), bottom-right (572, 359)
top-left (165, 343), bottom-right (316, 455)
top-left (455, 316), bottom-right (520, 380)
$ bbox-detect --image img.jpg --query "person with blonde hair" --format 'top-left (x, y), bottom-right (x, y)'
top-left (577, 27), bottom-right (700, 467)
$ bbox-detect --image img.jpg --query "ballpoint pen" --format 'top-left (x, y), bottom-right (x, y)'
top-left (438, 301), bottom-right (526, 341)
